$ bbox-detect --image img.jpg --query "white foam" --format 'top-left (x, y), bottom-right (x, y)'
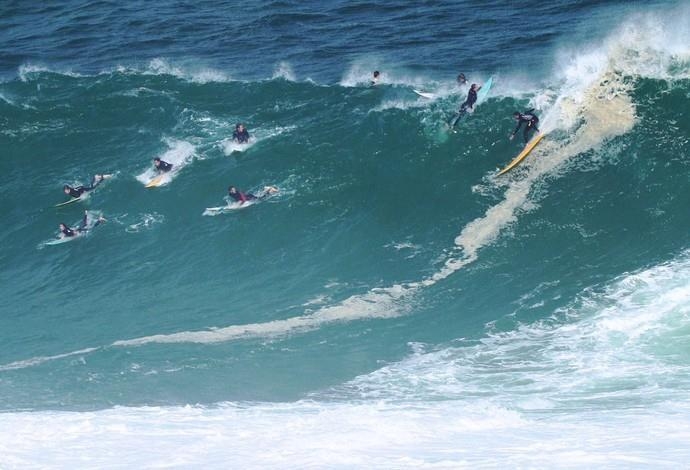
top-left (144, 58), bottom-right (232, 83)
top-left (1, 398), bottom-right (688, 467)
top-left (272, 61), bottom-right (296, 81)
top-left (136, 139), bottom-right (196, 186)
top-left (220, 125), bottom-right (295, 155)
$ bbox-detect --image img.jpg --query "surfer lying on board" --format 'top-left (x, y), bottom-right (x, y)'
top-left (510, 109), bottom-right (540, 144)
top-left (449, 83), bottom-right (482, 129)
top-left (58, 211), bottom-right (106, 238)
top-left (233, 123), bottom-right (250, 143)
top-left (63, 174), bottom-right (109, 199)
top-left (153, 157), bottom-right (173, 173)
top-left (228, 185), bottom-right (279, 205)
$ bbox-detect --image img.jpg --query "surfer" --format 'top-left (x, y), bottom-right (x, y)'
top-left (449, 83), bottom-right (482, 129)
top-left (510, 109), bottom-right (540, 144)
top-left (63, 174), bottom-right (108, 199)
top-left (228, 185), bottom-right (279, 205)
top-left (371, 70), bottom-right (380, 86)
top-left (232, 123), bottom-right (250, 144)
top-left (58, 211), bottom-right (106, 238)
top-left (456, 73), bottom-right (467, 86)
top-left (153, 157), bottom-right (173, 173)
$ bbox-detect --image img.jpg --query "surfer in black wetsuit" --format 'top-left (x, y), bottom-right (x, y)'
top-left (232, 124), bottom-right (250, 144)
top-left (457, 73), bottom-right (467, 86)
top-left (58, 211), bottom-right (106, 238)
top-left (371, 70), bottom-right (380, 86)
top-left (228, 185), bottom-right (278, 205)
top-left (153, 157), bottom-right (173, 173)
top-left (58, 223), bottom-right (77, 238)
top-left (63, 174), bottom-right (107, 199)
top-left (510, 109), bottom-right (540, 144)
top-left (449, 83), bottom-right (482, 129)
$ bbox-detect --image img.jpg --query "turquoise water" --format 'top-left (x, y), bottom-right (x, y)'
top-left (1, 0), bottom-right (690, 467)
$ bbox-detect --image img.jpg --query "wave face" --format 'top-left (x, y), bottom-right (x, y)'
top-left (2, 0), bottom-right (690, 467)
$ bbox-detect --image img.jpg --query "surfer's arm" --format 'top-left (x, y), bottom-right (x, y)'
top-left (510, 121), bottom-right (523, 138)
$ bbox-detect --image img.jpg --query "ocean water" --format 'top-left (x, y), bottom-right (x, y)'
top-left (1, 0), bottom-right (690, 467)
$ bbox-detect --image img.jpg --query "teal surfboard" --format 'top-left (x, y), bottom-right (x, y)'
top-left (476, 76), bottom-right (493, 104)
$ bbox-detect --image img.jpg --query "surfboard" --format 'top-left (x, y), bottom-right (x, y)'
top-left (476, 76), bottom-right (493, 104)
top-left (145, 174), bottom-right (166, 188)
top-left (497, 133), bottom-right (545, 176)
top-left (203, 200), bottom-right (257, 216)
top-left (54, 197), bottom-right (82, 208)
top-left (413, 89), bottom-right (436, 99)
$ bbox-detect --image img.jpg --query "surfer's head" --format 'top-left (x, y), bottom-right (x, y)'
top-left (153, 157), bottom-right (161, 166)
top-left (513, 111), bottom-right (521, 119)
top-left (63, 185), bottom-right (72, 194)
top-left (228, 186), bottom-right (237, 194)
top-left (471, 83), bottom-right (478, 90)
top-left (457, 73), bottom-right (466, 84)
top-left (59, 223), bottom-right (68, 231)
top-left (373, 71), bottom-right (380, 78)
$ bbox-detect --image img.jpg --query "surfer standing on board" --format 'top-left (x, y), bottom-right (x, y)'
top-left (510, 109), bottom-right (540, 144)
top-left (449, 83), bottom-right (482, 130)
top-left (153, 157), bottom-right (173, 173)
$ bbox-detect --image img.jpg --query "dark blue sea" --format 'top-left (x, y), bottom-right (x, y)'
top-left (1, 0), bottom-right (690, 467)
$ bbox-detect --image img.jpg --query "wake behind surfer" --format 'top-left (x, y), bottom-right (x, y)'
top-left (227, 185), bottom-right (279, 205)
top-left (449, 83), bottom-right (482, 130)
top-left (153, 157), bottom-right (173, 173)
top-left (510, 109), bottom-right (540, 144)
top-left (232, 123), bottom-right (250, 144)
top-left (63, 174), bottom-right (109, 199)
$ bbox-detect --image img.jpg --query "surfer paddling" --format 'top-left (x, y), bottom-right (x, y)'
top-left (58, 210), bottom-right (106, 238)
top-left (63, 174), bottom-right (110, 199)
top-left (232, 123), bottom-right (250, 143)
top-left (510, 109), bottom-right (540, 144)
top-left (227, 185), bottom-right (279, 205)
top-left (153, 157), bottom-right (173, 173)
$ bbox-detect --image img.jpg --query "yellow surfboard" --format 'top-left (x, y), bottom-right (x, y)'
top-left (145, 174), bottom-right (165, 188)
top-left (498, 133), bottom-right (545, 176)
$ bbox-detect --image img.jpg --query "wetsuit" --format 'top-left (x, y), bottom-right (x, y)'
top-left (156, 160), bottom-right (173, 172)
top-left (60, 226), bottom-right (77, 237)
top-left (461, 87), bottom-right (478, 112)
top-left (233, 129), bottom-right (250, 144)
top-left (64, 175), bottom-right (103, 199)
top-left (449, 86), bottom-right (480, 129)
top-left (65, 186), bottom-right (86, 199)
top-left (512, 109), bottom-right (540, 143)
top-left (228, 190), bottom-right (256, 203)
